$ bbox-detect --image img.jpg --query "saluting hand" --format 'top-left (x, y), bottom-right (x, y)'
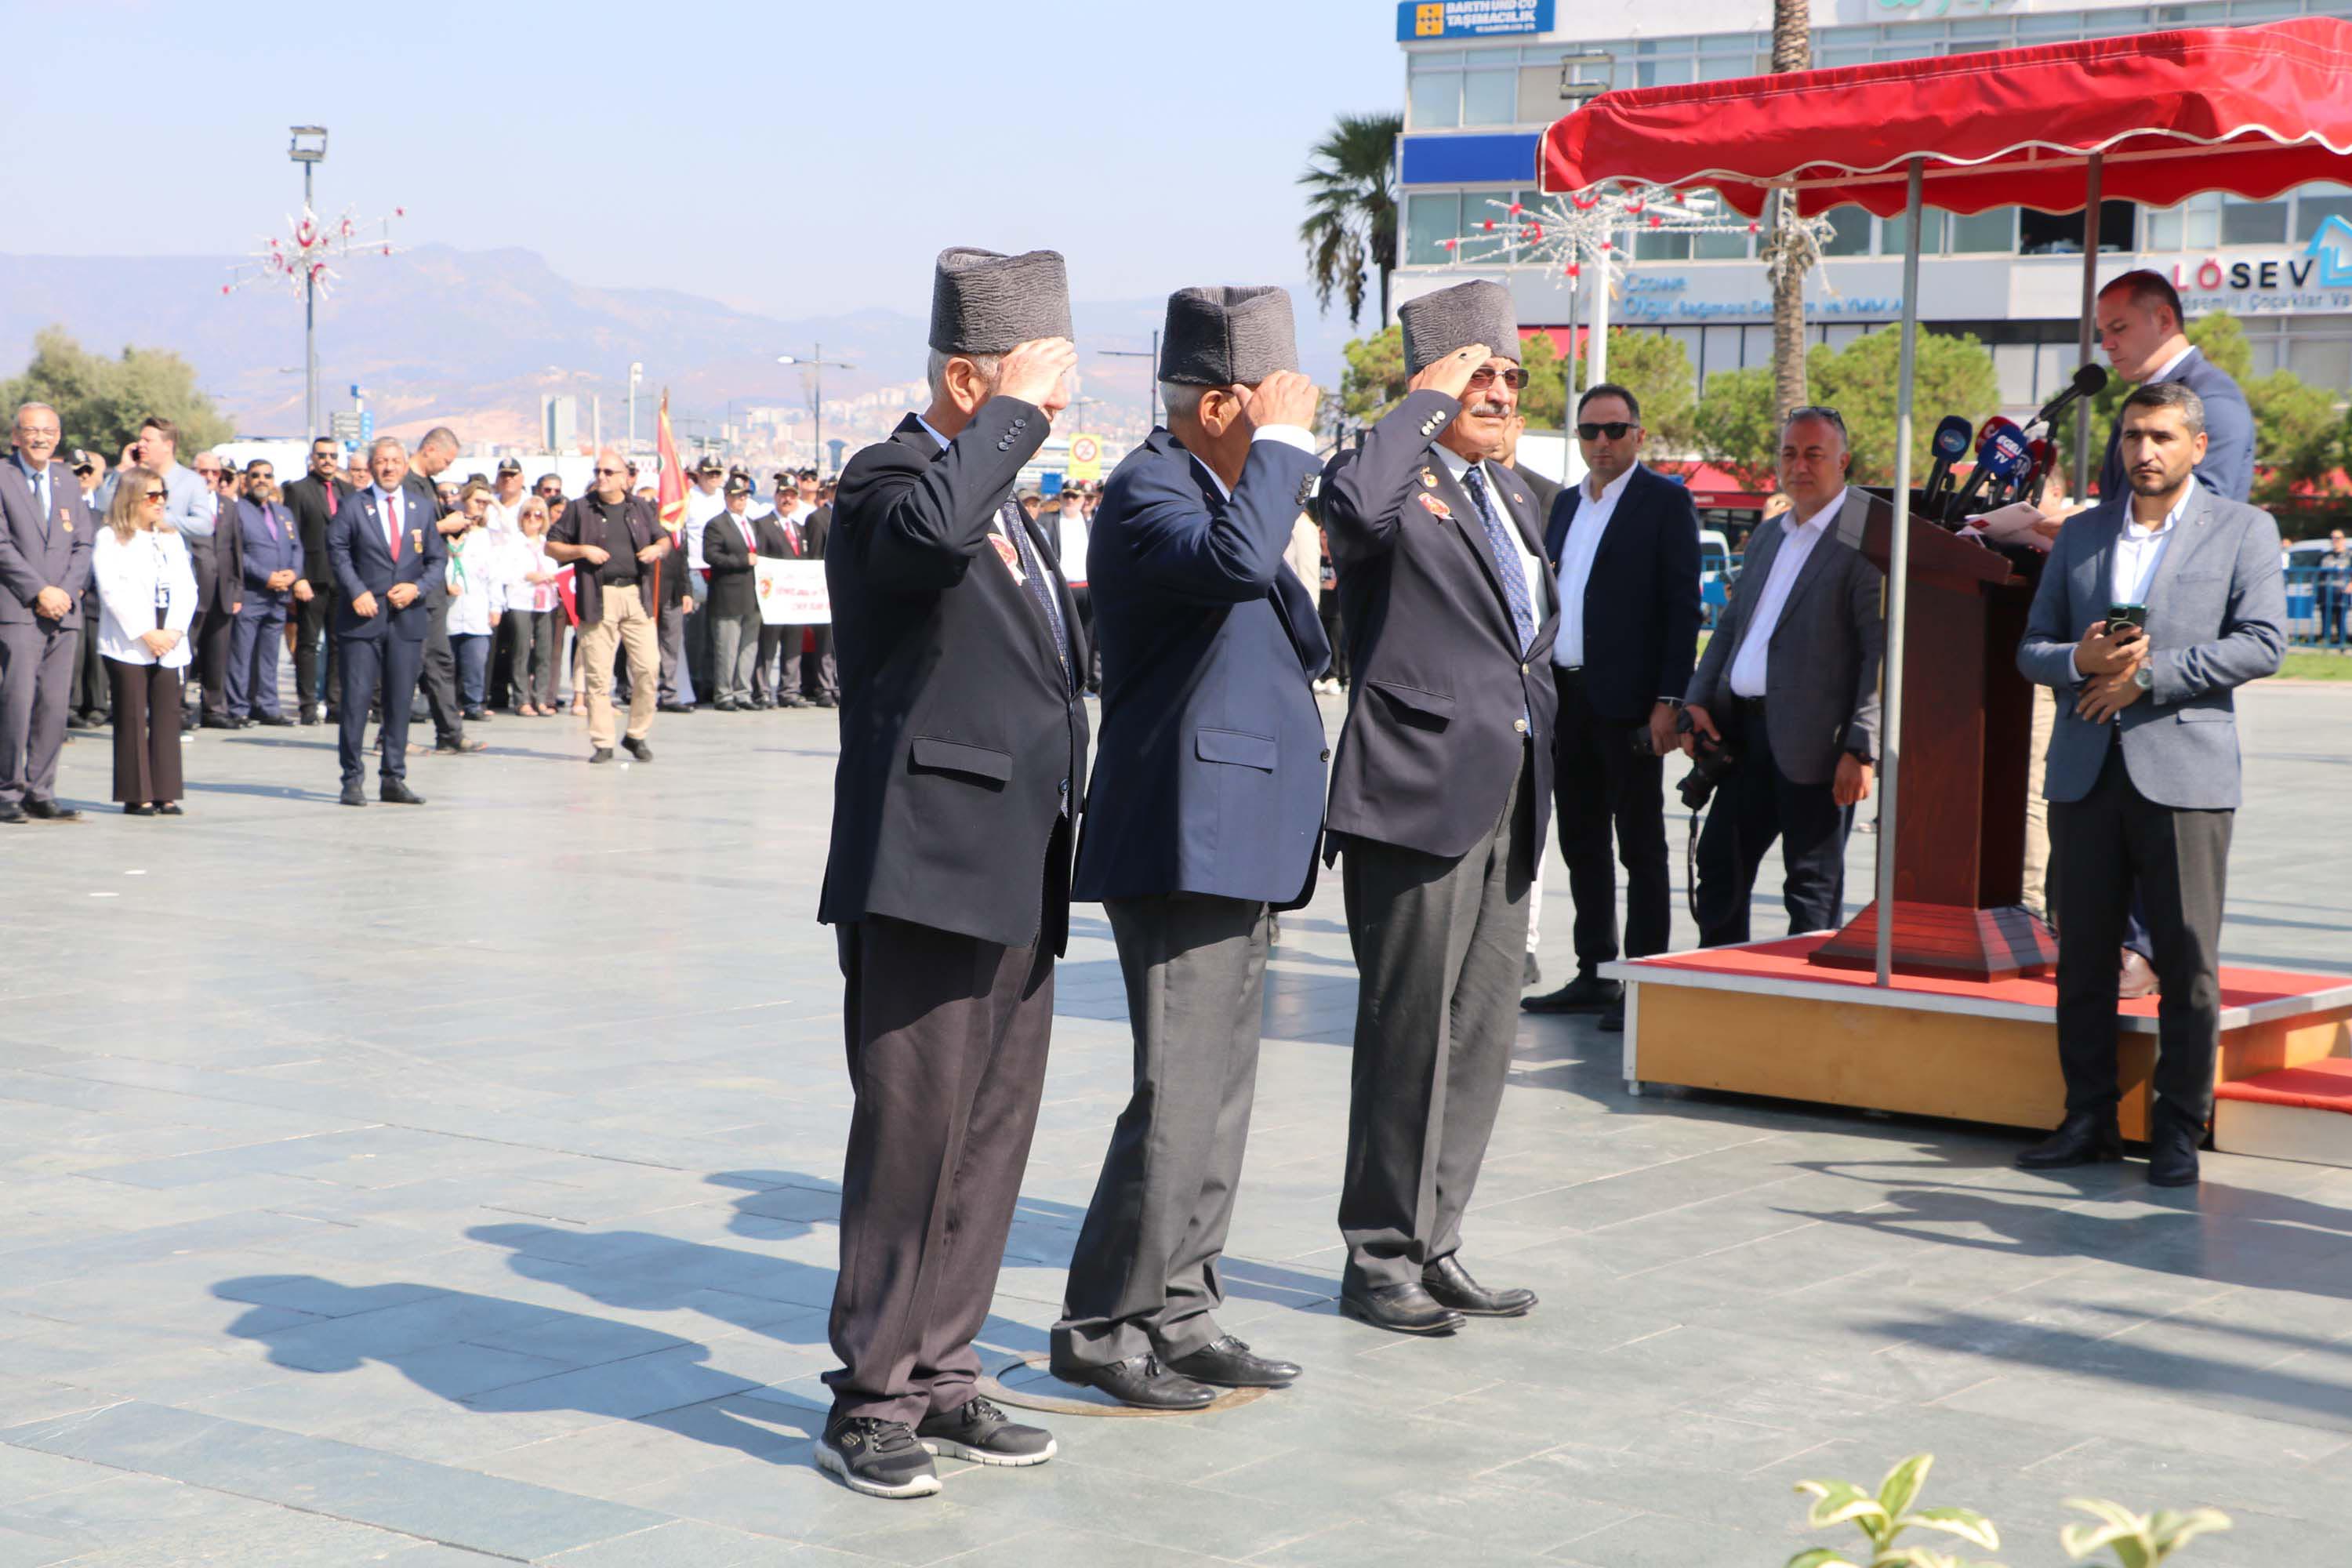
top-left (993, 337), bottom-right (1079, 408)
top-left (1408, 343), bottom-right (1490, 403)
top-left (1236, 370), bottom-right (1322, 434)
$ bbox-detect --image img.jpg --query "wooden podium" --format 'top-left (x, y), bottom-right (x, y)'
top-left (1809, 498), bottom-right (2059, 982)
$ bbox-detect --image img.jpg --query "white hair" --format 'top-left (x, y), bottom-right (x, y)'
top-left (368, 436), bottom-right (406, 461)
top-left (1159, 383), bottom-right (1206, 425)
top-left (926, 348), bottom-right (1004, 406)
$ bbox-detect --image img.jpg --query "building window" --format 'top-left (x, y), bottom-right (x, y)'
top-left (2144, 193), bottom-right (2220, 252)
top-left (1635, 229), bottom-right (1693, 261)
top-left (2295, 186), bottom-right (2352, 242)
top-left (1406, 192), bottom-right (1462, 266)
top-left (1693, 227), bottom-right (1752, 261)
top-left (2222, 195), bottom-right (2291, 246)
top-left (1949, 207), bottom-right (2016, 254)
top-left (1409, 70), bottom-right (1461, 130)
top-left (1462, 67), bottom-right (1517, 126)
top-left (2018, 201), bottom-right (2136, 256)
top-left (1820, 205), bottom-right (1873, 257)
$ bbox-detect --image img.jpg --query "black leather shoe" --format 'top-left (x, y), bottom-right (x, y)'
top-left (622, 737), bottom-right (654, 762)
top-left (1338, 1281), bottom-right (1464, 1336)
top-left (815, 694), bottom-right (838, 708)
top-left (254, 713), bottom-right (296, 728)
top-left (339, 783), bottom-right (366, 807)
top-left (200, 713), bottom-right (237, 730)
top-left (1422, 1256), bottom-right (1537, 1318)
top-left (2147, 1105), bottom-right (2205, 1188)
top-left (1522, 974), bottom-right (1624, 1014)
top-left (435, 738), bottom-right (487, 755)
top-left (299, 708), bottom-right (319, 726)
top-left (65, 713), bottom-right (91, 730)
top-left (379, 779), bottom-right (426, 805)
top-left (657, 701), bottom-right (693, 714)
top-left (156, 803), bottom-right (183, 816)
top-left (0, 800), bottom-right (27, 824)
top-left (123, 802), bottom-right (156, 817)
top-left (462, 707), bottom-right (489, 722)
top-left (1164, 1336), bottom-right (1300, 1388)
top-left (2016, 1110), bottom-right (2124, 1170)
top-left (589, 747), bottom-right (615, 764)
top-left (24, 799), bottom-right (82, 822)
top-left (1053, 1353), bottom-right (1216, 1410)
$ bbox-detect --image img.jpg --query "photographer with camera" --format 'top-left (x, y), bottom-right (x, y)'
top-left (1681, 406), bottom-right (1885, 950)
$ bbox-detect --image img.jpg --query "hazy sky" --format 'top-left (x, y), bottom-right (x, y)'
top-left (14, 0), bottom-right (1404, 320)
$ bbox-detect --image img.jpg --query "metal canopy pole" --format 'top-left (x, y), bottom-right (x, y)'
top-left (2071, 153), bottom-right (2104, 504)
top-left (1874, 158), bottom-right (1926, 989)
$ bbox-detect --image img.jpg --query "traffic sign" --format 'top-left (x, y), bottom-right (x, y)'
top-left (1066, 432), bottom-right (1102, 483)
top-left (328, 412), bottom-right (361, 441)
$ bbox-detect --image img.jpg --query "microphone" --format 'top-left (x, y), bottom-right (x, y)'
top-left (1951, 419), bottom-right (2028, 518)
top-left (1921, 416), bottom-right (1974, 521)
top-left (2023, 362), bottom-right (2109, 441)
top-left (2009, 437), bottom-right (2053, 507)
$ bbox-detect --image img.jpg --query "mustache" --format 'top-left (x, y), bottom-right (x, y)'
top-left (1466, 400), bottom-right (1508, 419)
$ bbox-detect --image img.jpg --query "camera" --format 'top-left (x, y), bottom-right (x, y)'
top-left (1675, 710), bottom-right (1738, 811)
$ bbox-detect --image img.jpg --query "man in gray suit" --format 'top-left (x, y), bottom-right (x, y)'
top-left (2016, 381), bottom-right (2285, 1187)
top-left (0, 403), bottom-right (93, 822)
top-left (1683, 407), bottom-right (1885, 949)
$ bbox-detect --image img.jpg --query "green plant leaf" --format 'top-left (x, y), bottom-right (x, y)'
top-left (1799, 1479), bottom-right (1892, 1534)
top-left (1879, 1454), bottom-right (1933, 1520)
top-left (2146, 1508), bottom-right (2231, 1559)
top-left (2063, 1498), bottom-right (2154, 1567)
top-left (1900, 1507), bottom-right (2001, 1550)
top-left (1784, 1550), bottom-right (1861, 1568)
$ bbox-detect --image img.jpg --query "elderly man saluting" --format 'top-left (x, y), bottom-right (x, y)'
top-left (1320, 280), bottom-right (1559, 1336)
top-left (816, 248), bottom-right (1087, 1499)
top-left (1050, 287), bottom-right (1327, 1410)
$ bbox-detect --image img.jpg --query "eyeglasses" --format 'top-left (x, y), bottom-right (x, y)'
top-left (593, 467), bottom-right (622, 477)
top-left (1576, 421), bottom-right (1637, 441)
top-left (1465, 367), bottom-right (1527, 391)
top-left (143, 488), bottom-right (168, 501)
top-left (1787, 405), bottom-right (1848, 435)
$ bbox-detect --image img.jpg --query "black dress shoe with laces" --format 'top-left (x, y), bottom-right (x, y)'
top-left (1422, 1256), bottom-right (1537, 1317)
top-left (2146, 1105), bottom-right (2205, 1188)
top-left (816, 1414), bottom-right (939, 1499)
top-left (1522, 974), bottom-right (1624, 1014)
top-left (254, 713), bottom-right (296, 728)
top-left (1051, 1353), bottom-right (1216, 1410)
top-left (1338, 1281), bottom-right (1464, 1336)
top-left (588, 747), bottom-right (615, 764)
top-left (379, 779), bottom-right (426, 805)
top-left (23, 798), bottom-right (79, 822)
top-left (1164, 1335), bottom-right (1300, 1388)
top-left (622, 737), bottom-right (654, 762)
top-left (339, 782), bottom-right (367, 807)
top-left (916, 1396), bottom-right (1054, 1466)
top-left (2015, 1110), bottom-right (2124, 1171)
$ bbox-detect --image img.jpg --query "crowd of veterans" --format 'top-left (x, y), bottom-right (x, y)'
top-left (0, 246), bottom-right (2285, 1500)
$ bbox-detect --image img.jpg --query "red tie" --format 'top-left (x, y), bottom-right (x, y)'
top-left (386, 495), bottom-right (401, 561)
top-left (324, 478), bottom-right (336, 515)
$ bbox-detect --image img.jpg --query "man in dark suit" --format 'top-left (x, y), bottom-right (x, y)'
top-left (1051, 286), bottom-right (1327, 1410)
top-left (800, 474), bottom-right (839, 706)
top-left (403, 427), bottom-right (481, 754)
top-left (327, 438), bottom-right (445, 808)
top-left (188, 455), bottom-right (245, 730)
top-left (0, 402), bottom-right (94, 823)
top-left (752, 474), bottom-right (814, 708)
top-left (698, 474), bottom-right (764, 710)
top-left (2016, 382), bottom-right (2285, 1187)
top-left (279, 437), bottom-right (346, 724)
top-left (816, 247), bottom-right (1083, 1498)
top-left (1523, 384), bottom-right (1702, 1029)
top-left (226, 459), bottom-right (303, 727)
top-left (2095, 270), bottom-right (2253, 506)
top-left (1683, 407), bottom-right (1885, 949)
top-left (1321, 280), bottom-right (1558, 1336)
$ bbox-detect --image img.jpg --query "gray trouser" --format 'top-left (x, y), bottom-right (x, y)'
top-left (1338, 751), bottom-right (1534, 1289)
top-left (1054, 894), bottom-right (1270, 1370)
top-left (0, 619), bottom-right (77, 808)
top-left (709, 612), bottom-right (759, 705)
top-left (657, 600), bottom-right (689, 705)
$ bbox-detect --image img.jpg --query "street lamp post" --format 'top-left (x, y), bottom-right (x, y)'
top-left (1100, 332), bottom-right (1160, 431)
top-left (775, 345), bottom-right (852, 474)
top-left (288, 126), bottom-right (328, 441)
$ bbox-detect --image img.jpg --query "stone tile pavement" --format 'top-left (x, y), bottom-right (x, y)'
top-left (2, 683), bottom-right (2350, 1566)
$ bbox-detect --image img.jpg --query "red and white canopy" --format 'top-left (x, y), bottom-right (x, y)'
top-left (1539, 16), bottom-right (2352, 216)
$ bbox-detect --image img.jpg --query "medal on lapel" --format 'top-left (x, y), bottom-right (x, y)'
top-left (1419, 469), bottom-right (1438, 488)
top-left (989, 533), bottom-right (1025, 582)
top-left (1416, 492), bottom-right (1452, 519)
top-left (60, 513), bottom-right (72, 533)
top-left (411, 529), bottom-right (423, 554)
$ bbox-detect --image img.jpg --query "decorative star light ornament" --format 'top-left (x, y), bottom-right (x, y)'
top-left (1439, 185), bottom-right (1836, 300)
top-left (223, 205), bottom-right (404, 298)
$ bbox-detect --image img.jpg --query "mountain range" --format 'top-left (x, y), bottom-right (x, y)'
top-left (0, 245), bottom-right (1368, 452)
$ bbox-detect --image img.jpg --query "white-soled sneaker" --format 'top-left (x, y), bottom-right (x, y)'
top-left (816, 1414), bottom-right (942, 1499)
top-left (916, 1396), bottom-right (1056, 1467)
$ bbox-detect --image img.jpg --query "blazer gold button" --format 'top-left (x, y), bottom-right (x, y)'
top-left (1520, 662), bottom-right (1529, 673)
top-left (1513, 718), bottom-right (1528, 733)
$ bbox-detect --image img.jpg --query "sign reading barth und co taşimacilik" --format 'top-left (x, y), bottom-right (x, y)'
top-left (1397, 0), bottom-right (1552, 42)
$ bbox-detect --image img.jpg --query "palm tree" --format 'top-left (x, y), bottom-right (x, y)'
top-left (1299, 111), bottom-right (1403, 329)
top-left (1768, 0), bottom-right (1812, 421)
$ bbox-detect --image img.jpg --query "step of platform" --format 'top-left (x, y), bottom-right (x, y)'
top-left (2214, 1058), bottom-right (2352, 1168)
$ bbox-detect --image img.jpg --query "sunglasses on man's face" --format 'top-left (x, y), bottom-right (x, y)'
top-left (594, 467), bottom-right (622, 477)
top-left (1465, 367), bottom-right (1527, 391)
top-left (1577, 421), bottom-right (1637, 441)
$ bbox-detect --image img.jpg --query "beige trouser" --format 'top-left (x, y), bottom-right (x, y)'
top-left (2021, 683), bottom-right (2056, 913)
top-left (579, 583), bottom-right (659, 748)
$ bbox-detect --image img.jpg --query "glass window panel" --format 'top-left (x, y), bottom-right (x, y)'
top-left (1693, 227), bottom-right (1751, 260)
top-left (1517, 64), bottom-right (1562, 124)
top-left (2287, 334), bottom-right (2352, 390)
top-left (2014, 13), bottom-right (2085, 36)
top-left (1637, 58), bottom-right (1694, 86)
top-left (1820, 204), bottom-right (1874, 256)
top-left (2296, 190), bottom-right (2352, 241)
top-left (1816, 45), bottom-right (1873, 68)
top-left (2230, 0), bottom-right (2303, 19)
top-left (1950, 206), bottom-right (2015, 253)
top-left (1994, 344), bottom-right (2038, 408)
top-left (1409, 71), bottom-right (1461, 130)
top-left (1406, 192), bottom-right (1461, 266)
top-left (1463, 48), bottom-right (1519, 69)
top-left (1634, 229), bottom-right (1693, 261)
top-left (2146, 208), bottom-right (2183, 251)
top-left (2186, 201), bottom-right (2220, 249)
top-left (2222, 198), bottom-right (2289, 245)
top-left (1462, 69), bottom-right (1516, 125)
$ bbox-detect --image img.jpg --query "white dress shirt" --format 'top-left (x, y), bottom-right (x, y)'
top-left (93, 527), bottom-right (198, 666)
top-left (1432, 444), bottom-right (1546, 622)
top-left (1552, 462), bottom-right (1636, 667)
top-left (1728, 488), bottom-right (1846, 699)
top-left (2068, 485), bottom-right (2194, 681)
top-left (684, 485), bottom-right (727, 570)
top-left (375, 485), bottom-right (405, 557)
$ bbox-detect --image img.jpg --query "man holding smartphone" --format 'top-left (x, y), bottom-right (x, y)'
top-left (2016, 382), bottom-right (2285, 1187)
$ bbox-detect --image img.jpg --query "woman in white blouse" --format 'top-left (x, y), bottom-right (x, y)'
top-left (504, 495), bottom-right (564, 716)
top-left (93, 466), bottom-right (197, 815)
top-left (443, 479), bottom-right (506, 721)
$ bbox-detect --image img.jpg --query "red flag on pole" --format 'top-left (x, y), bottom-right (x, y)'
top-left (656, 390), bottom-right (687, 532)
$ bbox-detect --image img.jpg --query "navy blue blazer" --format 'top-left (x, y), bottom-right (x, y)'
top-left (1073, 429), bottom-right (1330, 909)
top-left (235, 499), bottom-right (303, 612)
top-left (326, 486), bottom-right (446, 642)
top-left (1541, 463), bottom-right (1704, 724)
top-left (2098, 348), bottom-right (2254, 505)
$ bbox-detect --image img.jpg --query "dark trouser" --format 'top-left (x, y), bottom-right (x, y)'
top-left (801, 626), bottom-right (837, 701)
top-left (512, 610), bottom-right (559, 706)
top-left (1552, 666), bottom-right (1669, 974)
top-left (826, 913), bottom-right (1054, 1426)
top-left (489, 614), bottom-right (520, 709)
top-left (657, 603), bottom-right (690, 705)
top-left (339, 633), bottom-right (423, 786)
top-left (0, 619), bottom-right (78, 808)
top-left (451, 632), bottom-right (490, 711)
top-left (104, 658), bottom-right (182, 806)
top-left (685, 589), bottom-right (713, 699)
top-left (1055, 894), bottom-right (1270, 1370)
top-left (292, 590), bottom-right (335, 716)
top-left (1338, 750), bottom-right (1534, 1290)
top-left (193, 603), bottom-right (234, 722)
top-left (1069, 586), bottom-right (1099, 691)
top-left (753, 625), bottom-right (793, 702)
top-left (1693, 699), bottom-right (1851, 949)
top-left (1319, 594), bottom-right (1346, 686)
top-left (766, 626), bottom-right (810, 702)
top-left (421, 588), bottom-right (463, 745)
top-left (709, 612), bottom-right (759, 705)
top-left (227, 604), bottom-right (287, 719)
top-left (2052, 746), bottom-right (2232, 1126)
top-left (72, 590), bottom-right (108, 717)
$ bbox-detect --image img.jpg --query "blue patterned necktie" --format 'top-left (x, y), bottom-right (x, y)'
top-left (1461, 465), bottom-right (1536, 654)
top-left (1001, 499), bottom-right (1072, 690)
